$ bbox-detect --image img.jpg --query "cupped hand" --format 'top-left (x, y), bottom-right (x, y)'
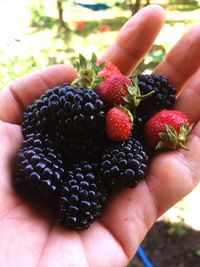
top-left (0, 5), bottom-right (200, 267)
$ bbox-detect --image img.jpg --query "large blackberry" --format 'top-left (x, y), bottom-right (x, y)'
top-left (22, 83), bottom-right (109, 161)
top-left (57, 161), bottom-right (107, 230)
top-left (54, 84), bottom-right (109, 161)
top-left (13, 132), bottom-right (65, 201)
top-left (99, 137), bottom-right (149, 189)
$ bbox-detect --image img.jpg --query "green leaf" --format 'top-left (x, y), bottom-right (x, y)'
top-left (196, 246), bottom-right (200, 257)
top-left (179, 142), bottom-right (189, 151)
top-left (133, 75), bottom-right (138, 87)
top-left (79, 54), bottom-right (85, 67)
top-left (159, 132), bottom-right (170, 141)
top-left (72, 53), bottom-right (104, 89)
top-left (126, 84), bottom-right (133, 95)
top-left (118, 105), bottom-right (134, 123)
top-left (156, 140), bottom-right (169, 150)
top-left (123, 95), bottom-right (130, 103)
top-left (188, 123), bottom-right (194, 134)
top-left (98, 62), bottom-right (105, 71)
top-left (91, 53), bottom-right (97, 64)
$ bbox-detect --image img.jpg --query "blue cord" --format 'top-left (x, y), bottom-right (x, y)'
top-left (137, 246), bottom-right (154, 267)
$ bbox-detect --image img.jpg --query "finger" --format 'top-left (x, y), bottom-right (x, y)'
top-left (175, 68), bottom-right (200, 123)
top-left (0, 6), bottom-right (165, 125)
top-left (0, 65), bottom-right (77, 124)
top-left (154, 24), bottom-right (200, 94)
top-left (102, 5), bottom-right (165, 75)
top-left (0, 121), bottom-right (23, 216)
top-left (101, 122), bottom-right (200, 259)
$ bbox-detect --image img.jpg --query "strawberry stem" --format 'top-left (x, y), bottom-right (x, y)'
top-left (72, 53), bottom-right (105, 89)
top-left (136, 90), bottom-right (155, 99)
top-left (118, 105), bottom-right (134, 123)
top-left (156, 123), bottom-right (193, 151)
top-left (123, 75), bottom-right (155, 110)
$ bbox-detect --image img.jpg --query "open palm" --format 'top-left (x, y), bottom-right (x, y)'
top-left (0, 5), bottom-right (200, 267)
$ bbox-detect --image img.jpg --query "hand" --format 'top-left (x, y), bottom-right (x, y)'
top-left (0, 5), bottom-right (200, 267)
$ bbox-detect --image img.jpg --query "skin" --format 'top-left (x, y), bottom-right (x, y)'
top-left (0, 5), bottom-right (200, 267)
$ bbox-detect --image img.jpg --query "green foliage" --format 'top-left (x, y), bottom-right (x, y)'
top-left (0, 45), bottom-right (59, 89)
top-left (167, 219), bottom-right (188, 238)
top-left (196, 245), bottom-right (200, 257)
top-left (167, 0), bottom-right (200, 10)
top-left (135, 45), bottom-right (166, 74)
top-left (30, 0), bottom-right (53, 27)
top-left (168, 0), bottom-right (198, 5)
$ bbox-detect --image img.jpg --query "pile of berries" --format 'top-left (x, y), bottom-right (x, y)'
top-left (13, 53), bottom-right (192, 230)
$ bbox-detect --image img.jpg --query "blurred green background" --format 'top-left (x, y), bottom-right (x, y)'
top-left (0, 0), bottom-right (200, 89)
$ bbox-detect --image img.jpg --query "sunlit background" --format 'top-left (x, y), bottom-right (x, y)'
top-left (0, 0), bottom-right (200, 266)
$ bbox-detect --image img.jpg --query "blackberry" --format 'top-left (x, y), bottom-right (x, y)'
top-left (22, 83), bottom-right (109, 161)
top-left (13, 132), bottom-right (65, 201)
top-left (130, 74), bottom-right (176, 137)
top-left (99, 137), bottom-right (149, 189)
top-left (55, 84), bottom-right (109, 161)
top-left (132, 112), bottom-right (152, 140)
top-left (133, 74), bottom-right (176, 113)
top-left (22, 85), bottom-right (64, 137)
top-left (57, 161), bottom-right (107, 230)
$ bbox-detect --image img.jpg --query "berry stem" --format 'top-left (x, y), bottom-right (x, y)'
top-left (72, 53), bottom-right (104, 89)
top-left (156, 123), bottom-right (193, 151)
top-left (136, 90), bottom-right (155, 99)
top-left (124, 75), bottom-right (155, 110)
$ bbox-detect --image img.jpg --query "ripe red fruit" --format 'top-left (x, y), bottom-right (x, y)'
top-left (105, 107), bottom-right (133, 141)
top-left (144, 109), bottom-right (192, 150)
top-left (97, 60), bottom-right (121, 81)
top-left (97, 74), bottom-right (131, 105)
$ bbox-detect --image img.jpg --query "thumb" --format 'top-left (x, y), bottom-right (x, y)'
top-left (0, 121), bottom-right (23, 217)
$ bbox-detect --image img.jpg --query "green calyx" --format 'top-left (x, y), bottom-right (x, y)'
top-left (156, 123), bottom-right (193, 151)
top-left (118, 105), bottom-right (134, 124)
top-left (71, 53), bottom-right (105, 89)
top-left (123, 75), bottom-right (155, 110)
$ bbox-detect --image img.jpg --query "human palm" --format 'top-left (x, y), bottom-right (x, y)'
top-left (0, 5), bottom-right (200, 267)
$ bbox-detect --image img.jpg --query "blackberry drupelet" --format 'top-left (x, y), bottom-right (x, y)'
top-left (13, 132), bottom-right (65, 201)
top-left (22, 83), bottom-right (109, 161)
top-left (99, 137), bottom-right (149, 189)
top-left (57, 161), bottom-right (107, 230)
top-left (132, 112), bottom-right (152, 140)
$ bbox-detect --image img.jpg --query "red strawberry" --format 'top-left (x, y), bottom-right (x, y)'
top-left (97, 74), bottom-right (131, 105)
top-left (105, 107), bottom-right (133, 141)
top-left (144, 109), bottom-right (192, 150)
top-left (97, 60), bottom-right (121, 81)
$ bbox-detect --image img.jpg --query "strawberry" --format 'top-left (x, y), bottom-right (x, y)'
top-left (144, 109), bottom-right (193, 150)
top-left (105, 107), bottom-right (133, 141)
top-left (97, 60), bottom-right (121, 81)
top-left (97, 74), bottom-right (131, 105)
